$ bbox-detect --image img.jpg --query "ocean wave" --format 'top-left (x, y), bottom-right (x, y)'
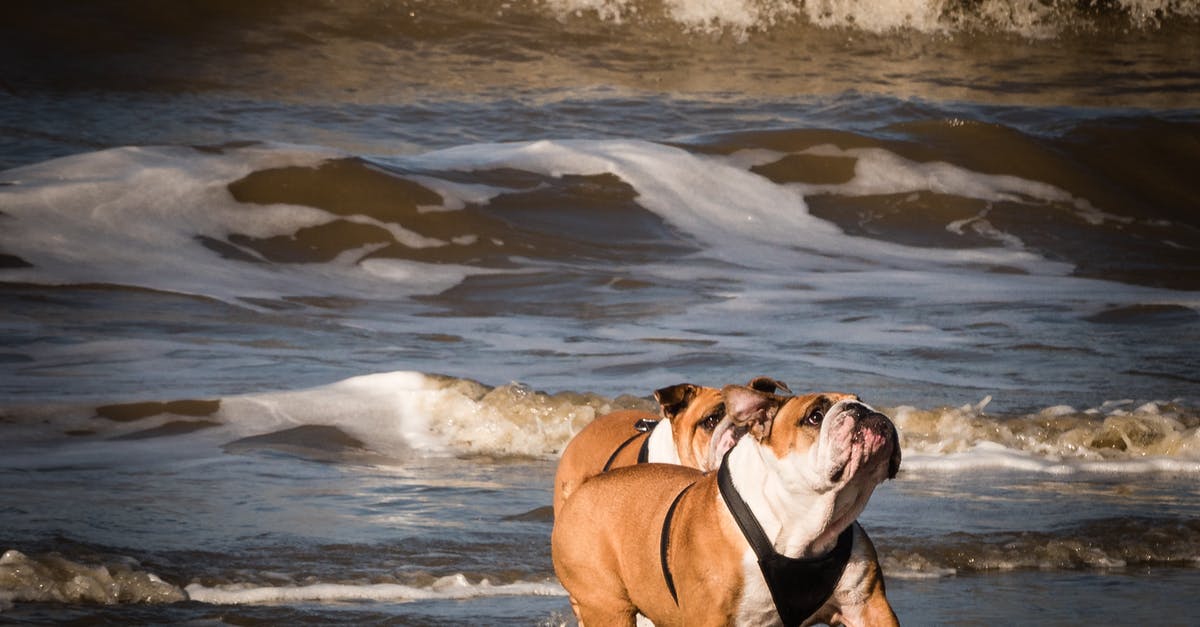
top-left (895, 396), bottom-right (1200, 472)
top-left (0, 144), bottom-right (514, 303)
top-left (0, 547), bottom-right (562, 611)
top-left (0, 372), bottom-right (652, 461)
top-left (218, 376), bottom-right (1200, 468)
top-left (5, 123), bottom-right (1196, 310)
top-left (541, 0), bottom-right (1200, 36)
top-left (6, 0), bottom-right (1196, 50)
top-left (8, 372), bottom-right (1197, 470)
top-left (882, 516), bottom-right (1200, 578)
top-left (0, 549), bottom-right (185, 610)
top-left (6, 514), bottom-right (1196, 614)
top-left (202, 371), bottom-right (652, 461)
top-left (5, 0), bottom-right (1197, 115)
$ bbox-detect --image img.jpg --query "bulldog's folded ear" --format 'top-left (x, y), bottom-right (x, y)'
top-left (722, 385), bottom-right (784, 440)
top-left (654, 383), bottom-right (699, 420)
top-left (748, 376), bottom-right (791, 395)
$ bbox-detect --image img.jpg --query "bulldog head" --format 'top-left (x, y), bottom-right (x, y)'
top-left (657, 377), bottom-right (792, 472)
top-left (717, 385), bottom-right (901, 494)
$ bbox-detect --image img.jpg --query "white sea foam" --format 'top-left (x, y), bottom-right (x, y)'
top-left (405, 174), bottom-right (503, 213)
top-left (0, 144), bottom-right (478, 303)
top-left (789, 144), bottom-right (1128, 229)
top-left (405, 139), bottom-right (832, 246)
top-left (184, 574), bottom-right (565, 605)
top-left (903, 443), bottom-right (1200, 475)
top-left (410, 138), bottom-right (1070, 276)
top-left (541, 0), bottom-right (1200, 36)
top-left (793, 144), bottom-right (1085, 207)
top-left (883, 557), bottom-right (959, 580)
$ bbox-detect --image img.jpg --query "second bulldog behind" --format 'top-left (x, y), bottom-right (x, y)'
top-left (552, 377), bottom-right (789, 517)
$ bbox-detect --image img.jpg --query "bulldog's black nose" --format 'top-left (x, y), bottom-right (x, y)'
top-left (844, 402), bottom-right (892, 427)
top-left (857, 410), bottom-right (895, 438)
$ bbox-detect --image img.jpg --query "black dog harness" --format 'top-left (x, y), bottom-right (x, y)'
top-left (601, 418), bottom-right (658, 472)
top-left (658, 451), bottom-right (854, 626)
top-left (717, 452), bottom-right (854, 626)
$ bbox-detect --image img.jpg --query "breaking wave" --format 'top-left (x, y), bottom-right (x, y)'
top-left (882, 516), bottom-right (1200, 578)
top-left (0, 548), bottom-right (562, 611)
top-left (0, 550), bottom-right (184, 610)
top-left (542, 0), bottom-right (1200, 37)
top-left (5, 372), bottom-right (1197, 471)
top-left (895, 396), bottom-right (1200, 473)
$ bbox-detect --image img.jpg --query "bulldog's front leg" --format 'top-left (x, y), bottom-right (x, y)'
top-left (806, 524), bottom-right (900, 627)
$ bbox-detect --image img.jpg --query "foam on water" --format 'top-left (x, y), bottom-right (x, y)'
top-left (184, 574), bottom-right (565, 605)
top-left (778, 144), bottom-right (1097, 214)
top-left (408, 138), bottom-right (1067, 274)
top-left (0, 549), bottom-right (563, 611)
top-left (0, 145), bottom-right (481, 304)
top-left (903, 444), bottom-right (1200, 475)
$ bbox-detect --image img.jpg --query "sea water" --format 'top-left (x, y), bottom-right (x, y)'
top-left (1, 1), bottom-right (1198, 624)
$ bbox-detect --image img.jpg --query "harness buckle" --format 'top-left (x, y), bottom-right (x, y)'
top-left (634, 418), bottom-right (659, 432)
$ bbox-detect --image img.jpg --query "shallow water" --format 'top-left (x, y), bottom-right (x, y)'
top-left (2, 0), bottom-right (1199, 623)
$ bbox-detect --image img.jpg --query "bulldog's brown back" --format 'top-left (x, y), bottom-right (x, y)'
top-left (552, 409), bottom-right (657, 517)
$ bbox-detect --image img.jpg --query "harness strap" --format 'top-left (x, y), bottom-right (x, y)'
top-left (659, 482), bottom-right (693, 604)
top-left (717, 449), bottom-right (855, 627)
top-left (602, 433), bottom-right (644, 472)
top-left (716, 450), bottom-right (774, 554)
top-left (636, 431), bottom-right (652, 464)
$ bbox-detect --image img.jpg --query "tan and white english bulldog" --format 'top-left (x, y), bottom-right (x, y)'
top-left (552, 378), bottom-right (789, 518)
top-left (551, 385), bottom-right (901, 627)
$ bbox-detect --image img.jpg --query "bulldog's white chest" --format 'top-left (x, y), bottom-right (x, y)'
top-left (644, 419), bottom-right (681, 465)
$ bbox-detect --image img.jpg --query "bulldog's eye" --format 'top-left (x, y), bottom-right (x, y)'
top-left (701, 403), bottom-right (726, 431)
top-left (804, 409), bottom-right (824, 427)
